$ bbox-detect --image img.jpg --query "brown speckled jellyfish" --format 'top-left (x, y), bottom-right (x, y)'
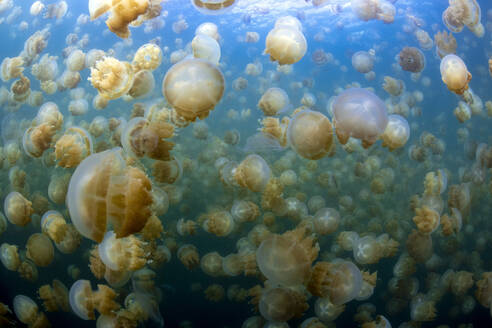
top-left (332, 88), bottom-right (388, 148)
top-left (398, 47), bottom-right (426, 73)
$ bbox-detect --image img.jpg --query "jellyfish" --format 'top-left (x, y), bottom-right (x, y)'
top-left (440, 54), bottom-right (471, 95)
top-left (98, 231), bottom-right (146, 271)
top-left (177, 244), bottom-right (200, 270)
top-left (127, 70), bottom-right (155, 99)
top-left (332, 88), bottom-right (388, 148)
top-left (398, 47), bottom-right (425, 73)
top-left (442, 0), bottom-right (484, 37)
top-left (231, 200), bottom-right (260, 223)
top-left (1, 56), bottom-right (24, 82)
top-left (202, 210), bottom-right (234, 237)
top-left (265, 18), bottom-right (307, 65)
top-left (26, 233), bottom-right (54, 267)
top-left (66, 148), bottom-right (153, 243)
top-left (89, 56), bottom-right (134, 100)
top-left (313, 208), bottom-right (340, 235)
top-left (0, 243), bottom-right (20, 271)
top-left (38, 279), bottom-right (70, 312)
top-left (66, 49), bottom-right (86, 72)
top-left (55, 127), bottom-right (93, 168)
top-left (352, 51), bottom-right (374, 74)
top-left (258, 87), bottom-right (290, 116)
top-left (287, 110), bottom-right (335, 160)
top-left (381, 114), bottom-right (410, 151)
top-left (259, 287), bottom-right (307, 322)
top-left (233, 154), bottom-right (271, 192)
top-left (191, 0), bottom-right (237, 15)
top-left (192, 33), bottom-right (221, 65)
top-left (69, 280), bottom-right (120, 320)
top-left (196, 22), bottom-right (220, 40)
top-left (162, 58), bottom-right (225, 122)
top-left (13, 295), bottom-right (50, 327)
top-left (4, 191), bottom-right (33, 226)
top-left (256, 227), bottom-right (319, 286)
top-left (434, 30), bottom-right (457, 59)
top-left (132, 43), bottom-right (162, 72)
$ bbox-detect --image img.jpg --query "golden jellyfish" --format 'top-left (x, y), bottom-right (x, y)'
top-left (313, 208), bottom-right (340, 235)
top-left (89, 116), bottom-right (109, 138)
top-left (10, 74), bottom-right (31, 103)
top-left (332, 88), bottom-right (388, 148)
top-left (30, 1), bottom-right (44, 16)
top-left (127, 70), bottom-right (155, 99)
top-left (55, 126), bottom-right (93, 168)
top-left (38, 279), bottom-right (70, 312)
top-left (0, 243), bottom-right (20, 271)
top-left (265, 17), bottom-right (307, 66)
top-left (66, 148), bottom-right (153, 243)
top-left (89, 0), bottom-right (149, 38)
top-left (192, 33), bottom-right (221, 65)
top-left (48, 173), bottom-right (70, 205)
top-left (314, 297), bottom-right (345, 323)
top-left (256, 227), bottom-right (319, 286)
top-left (98, 231), bottom-right (146, 271)
top-left (398, 47), bottom-right (425, 73)
top-left (351, 0), bottom-right (395, 23)
top-left (22, 124), bottom-right (56, 158)
top-left (410, 294), bottom-right (436, 322)
top-left (440, 54), bottom-right (471, 95)
top-left (308, 260), bottom-right (363, 305)
top-left (200, 251), bottom-right (224, 277)
top-left (132, 43), bottom-right (162, 72)
top-left (381, 114), bottom-right (410, 151)
top-left (382, 76), bottom-right (404, 97)
top-left (1, 56), bottom-right (24, 82)
top-left (233, 154), bottom-right (271, 192)
top-left (258, 87), bottom-right (290, 116)
top-left (85, 49), bottom-right (105, 69)
top-left (177, 244), bottom-right (200, 270)
top-left (287, 110), bottom-right (335, 160)
top-left (196, 22), bottom-right (220, 41)
top-left (434, 30), bottom-right (457, 59)
top-left (69, 280), bottom-right (120, 320)
top-left (121, 117), bottom-right (174, 161)
top-left (89, 56), bottom-right (134, 100)
top-left (442, 0), bottom-right (484, 37)
top-left (191, 0), bottom-right (237, 14)
top-left (26, 233), bottom-right (54, 267)
top-left (41, 210), bottom-right (68, 243)
top-left (13, 295), bottom-right (50, 328)
top-left (202, 210), bottom-right (235, 237)
top-left (68, 99), bottom-right (89, 116)
top-left (162, 58), bottom-right (225, 122)
top-left (66, 49), bottom-right (86, 72)
top-left (4, 191), bottom-right (33, 226)
top-left (231, 200), bottom-right (260, 223)
top-left (352, 51), bottom-right (374, 74)
top-left (259, 287), bottom-right (307, 323)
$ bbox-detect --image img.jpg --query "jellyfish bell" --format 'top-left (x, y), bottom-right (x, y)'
top-left (4, 191), bottom-right (33, 226)
top-left (191, 0), bottom-right (237, 15)
top-left (398, 47), bottom-right (425, 73)
top-left (195, 22), bottom-right (220, 41)
top-left (66, 147), bottom-right (153, 243)
top-left (286, 110), bottom-right (335, 160)
top-left (352, 51), bottom-right (374, 74)
top-left (258, 87), bottom-right (290, 117)
top-left (233, 154), bottom-right (271, 192)
top-left (127, 70), bottom-right (155, 99)
top-left (265, 23), bottom-right (307, 65)
top-left (55, 126), bottom-right (94, 168)
top-left (162, 58), bottom-right (225, 122)
top-left (332, 88), bottom-right (388, 148)
top-left (381, 114), bottom-right (410, 151)
top-left (440, 54), bottom-right (471, 95)
top-left (192, 33), bottom-right (221, 65)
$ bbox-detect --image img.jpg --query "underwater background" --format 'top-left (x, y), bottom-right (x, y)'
top-left (0, 0), bottom-right (491, 327)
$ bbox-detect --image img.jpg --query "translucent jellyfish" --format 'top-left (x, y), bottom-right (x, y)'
top-left (351, 0), bottom-right (395, 23)
top-left (410, 294), bottom-right (436, 321)
top-left (308, 260), bottom-right (363, 305)
top-left (68, 99), bottom-right (89, 116)
top-left (66, 49), bottom-right (86, 72)
top-left (54, 127), bottom-right (93, 168)
top-left (191, 0), bottom-right (237, 15)
top-left (258, 88), bottom-right (290, 116)
top-left (259, 287), bottom-right (306, 322)
top-left (13, 295), bottom-right (49, 327)
top-left (132, 43), bottom-right (162, 72)
top-left (26, 233), bottom-right (54, 267)
top-left (442, 0), bottom-right (484, 37)
top-left (30, 1), bottom-right (45, 16)
top-left (440, 54), bottom-right (471, 95)
top-left (4, 191), bottom-right (33, 226)
top-left (85, 49), bottom-right (105, 69)
top-left (332, 88), bottom-right (388, 148)
top-left (352, 51), bottom-right (374, 74)
top-left (127, 70), bottom-right (155, 99)
top-left (381, 114), bottom-right (410, 151)
top-left (287, 110), bottom-right (335, 160)
top-left (162, 58), bottom-right (225, 122)
top-left (200, 252), bottom-right (224, 277)
top-left (121, 117), bottom-right (174, 160)
top-left (202, 210), bottom-right (234, 237)
top-left (89, 56), bottom-right (134, 100)
top-left (98, 231), bottom-right (146, 271)
top-left (314, 297), bottom-right (345, 323)
top-left (398, 47), bottom-right (425, 73)
top-left (22, 124), bottom-right (56, 158)
top-left (41, 210), bottom-right (68, 243)
top-left (265, 19), bottom-right (307, 65)
top-left (69, 280), bottom-right (120, 320)
top-left (66, 148), bottom-right (153, 243)
top-left (192, 34), bottom-right (221, 65)
top-left (256, 227), bottom-right (319, 286)
top-left (415, 29), bottom-right (433, 50)
top-left (0, 243), bottom-right (20, 271)
top-left (313, 208), bottom-right (340, 235)
top-left (196, 22), bottom-right (220, 40)
top-left (177, 244), bottom-right (200, 270)
top-left (413, 206), bottom-right (440, 234)
top-left (1, 56), bottom-right (24, 82)
top-left (38, 279), bottom-right (70, 312)
top-left (233, 154), bottom-right (271, 192)
top-left (231, 200), bottom-right (260, 223)
top-left (434, 30), bottom-right (457, 59)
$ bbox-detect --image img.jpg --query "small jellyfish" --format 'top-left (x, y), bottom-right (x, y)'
top-left (398, 47), bottom-right (425, 73)
top-left (440, 54), bottom-right (471, 95)
top-left (258, 88), bottom-right (290, 116)
top-left (196, 22), bottom-right (220, 41)
top-left (381, 114), bottom-right (410, 151)
top-left (162, 58), bottom-right (225, 122)
top-left (259, 287), bottom-right (307, 322)
top-left (0, 243), bottom-right (20, 271)
top-left (4, 191), bottom-right (33, 226)
top-left (192, 33), bottom-right (221, 65)
top-left (54, 127), bottom-right (93, 168)
top-left (233, 154), bottom-right (271, 192)
top-left (352, 51), bottom-right (374, 74)
top-left (66, 49), bottom-right (86, 72)
top-left (69, 280), bottom-right (120, 320)
top-left (287, 110), bottom-right (335, 160)
top-left (132, 43), bottom-right (162, 72)
top-left (26, 233), bottom-right (54, 267)
top-left (98, 231), bottom-right (146, 271)
top-left (191, 0), bottom-right (237, 15)
top-left (313, 208), bottom-right (340, 235)
top-left (89, 56), bottom-right (134, 100)
top-left (265, 18), bottom-right (307, 65)
top-left (13, 295), bottom-right (49, 327)
top-left (127, 70), bottom-right (155, 99)
top-left (332, 88), bottom-right (388, 148)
